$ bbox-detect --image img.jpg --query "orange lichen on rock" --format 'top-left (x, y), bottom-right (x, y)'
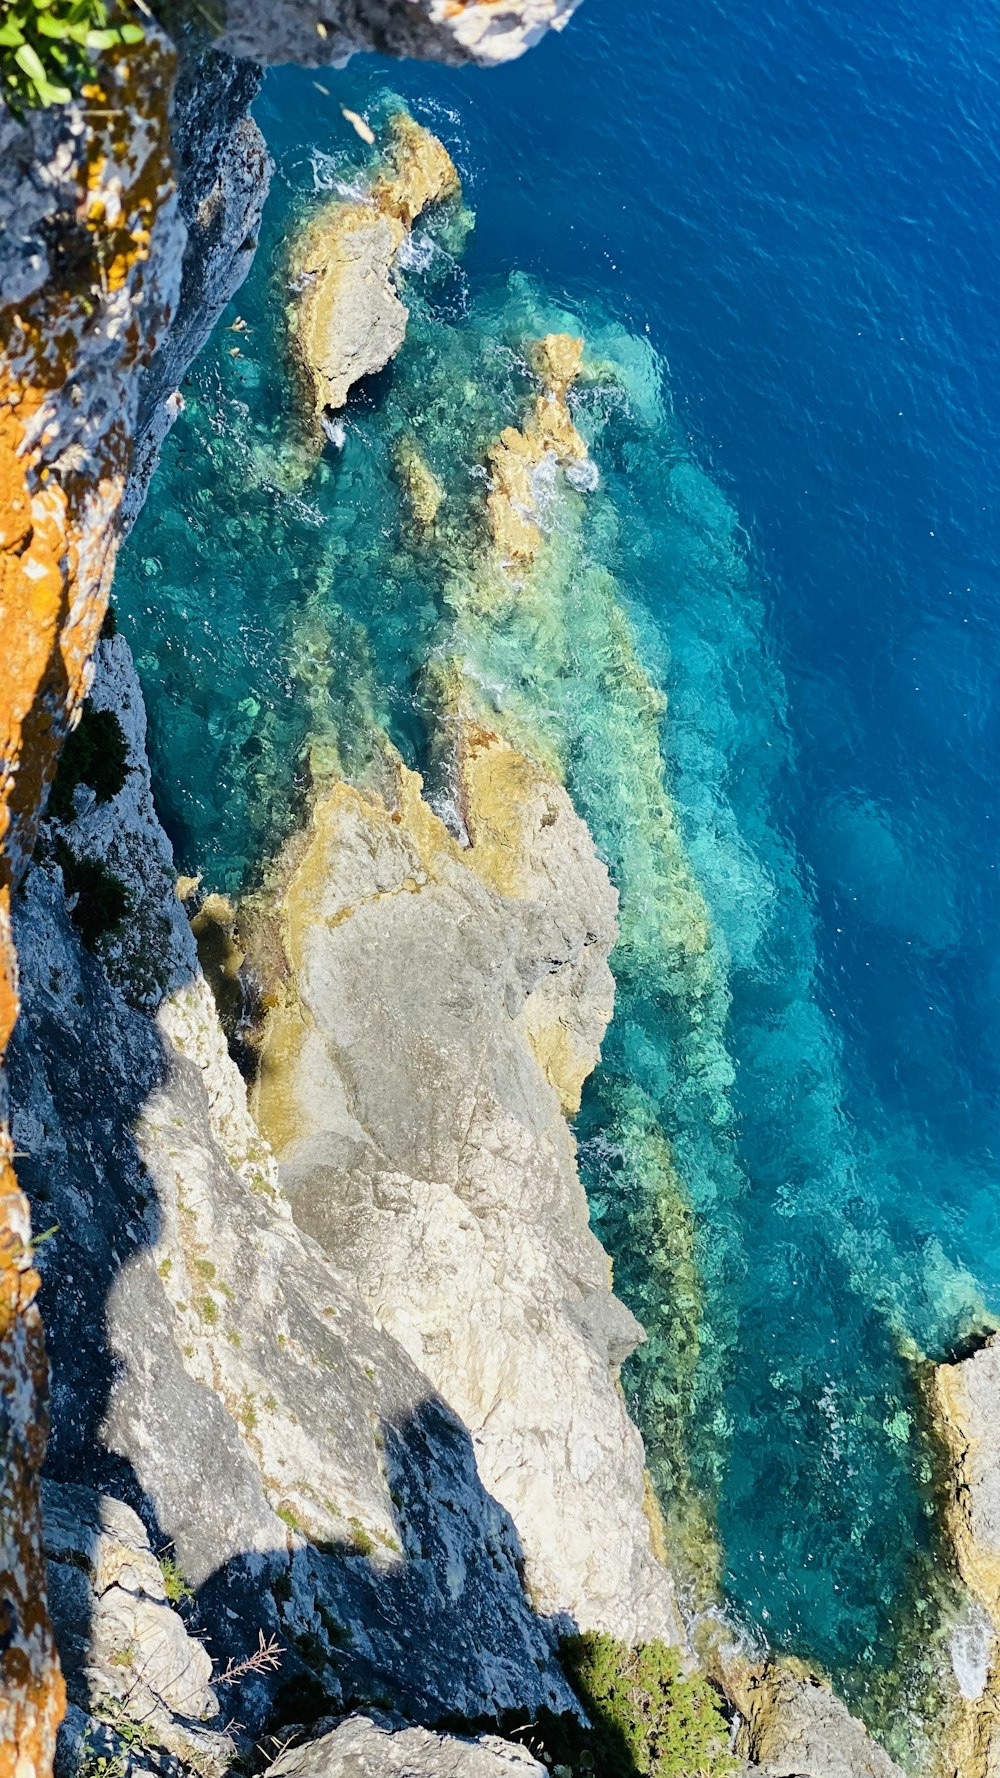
top-left (0, 32), bottom-right (180, 1775)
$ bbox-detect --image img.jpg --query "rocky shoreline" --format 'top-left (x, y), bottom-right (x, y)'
top-left (0, 10), bottom-right (991, 1778)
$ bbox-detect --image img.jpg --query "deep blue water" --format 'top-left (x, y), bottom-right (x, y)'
top-left (115, 0), bottom-right (1000, 1756)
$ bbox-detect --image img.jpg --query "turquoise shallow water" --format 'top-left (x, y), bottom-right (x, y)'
top-left (115, 7), bottom-right (1000, 1760)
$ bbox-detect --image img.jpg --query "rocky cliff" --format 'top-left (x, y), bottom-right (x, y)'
top-left (0, 10), bottom-right (932, 1778)
top-left (0, 7), bottom-right (574, 1768)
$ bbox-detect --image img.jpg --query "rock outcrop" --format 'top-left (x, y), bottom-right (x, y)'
top-left (289, 112), bottom-right (459, 433)
top-left (485, 331), bottom-right (589, 567)
top-left (247, 734), bottom-right (681, 1648)
top-left (265, 1712), bottom-right (546, 1778)
top-left (11, 637), bottom-right (581, 1767)
top-left (732, 1665), bottom-right (906, 1778)
top-left (0, 29), bottom-right (184, 1761)
top-left (43, 1480), bottom-right (232, 1775)
top-left (123, 48), bottom-right (273, 526)
top-left (933, 1338), bottom-right (1000, 1772)
top-left (216, 0), bottom-right (581, 70)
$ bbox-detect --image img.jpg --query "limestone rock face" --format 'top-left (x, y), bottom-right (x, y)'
top-left (217, 0), bottom-right (581, 69)
top-left (11, 649), bottom-right (575, 1756)
top-left (289, 114), bottom-right (459, 430)
top-left (933, 1337), bottom-right (1000, 1769)
top-left (250, 746), bottom-right (682, 1647)
top-left (265, 1712), bottom-right (546, 1778)
top-left (43, 1480), bottom-right (232, 1774)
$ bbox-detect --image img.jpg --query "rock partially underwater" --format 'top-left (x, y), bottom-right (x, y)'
top-left (288, 112), bottom-right (460, 437)
top-left (932, 1339), bottom-right (1000, 1773)
top-left (245, 730), bottom-right (679, 1647)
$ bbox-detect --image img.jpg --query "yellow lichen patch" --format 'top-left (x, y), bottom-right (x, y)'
top-left (484, 333), bottom-right (588, 568)
top-left (370, 110), bottom-right (460, 228)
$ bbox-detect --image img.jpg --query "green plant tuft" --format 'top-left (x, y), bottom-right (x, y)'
top-left (0, 1), bottom-right (145, 113)
top-left (158, 1550), bottom-right (194, 1606)
top-left (517, 1633), bottom-right (733, 1778)
top-left (49, 700), bottom-right (129, 823)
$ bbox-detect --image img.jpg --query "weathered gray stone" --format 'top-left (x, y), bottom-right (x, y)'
top-left (43, 1480), bottom-right (232, 1774)
top-left (11, 643), bottom-right (579, 1753)
top-left (216, 0), bottom-right (581, 70)
top-left (737, 1667), bottom-right (905, 1778)
top-left (251, 758), bottom-right (682, 1648)
top-left (265, 1712), bottom-right (546, 1778)
top-left (124, 49), bottom-right (273, 526)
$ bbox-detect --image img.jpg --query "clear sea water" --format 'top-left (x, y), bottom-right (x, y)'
top-left (114, 0), bottom-right (1000, 1760)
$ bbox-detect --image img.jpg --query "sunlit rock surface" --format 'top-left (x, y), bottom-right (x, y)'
top-left (248, 742), bottom-right (682, 1647)
top-left (264, 1711), bottom-right (546, 1778)
top-left (289, 112), bottom-right (459, 431)
top-left (11, 642), bottom-right (576, 1757)
top-left (217, 0), bottom-right (581, 69)
top-left (933, 1338), bottom-right (1000, 1772)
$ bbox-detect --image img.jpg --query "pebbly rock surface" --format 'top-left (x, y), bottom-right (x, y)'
top-left (264, 1711), bottom-right (546, 1778)
top-left (248, 742), bottom-right (682, 1648)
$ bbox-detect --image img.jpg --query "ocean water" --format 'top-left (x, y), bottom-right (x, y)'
top-left (114, 0), bottom-right (1000, 1761)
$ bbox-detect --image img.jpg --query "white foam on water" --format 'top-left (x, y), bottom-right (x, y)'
top-left (949, 1601), bottom-right (994, 1699)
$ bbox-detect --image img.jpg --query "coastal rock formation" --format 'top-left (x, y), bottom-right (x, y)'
top-left (248, 737), bottom-right (682, 1647)
top-left (265, 1712), bottom-right (546, 1778)
top-left (453, 720), bottom-right (616, 1115)
top-left (43, 1480), bottom-right (231, 1774)
top-left (10, 638), bottom-right (578, 1756)
top-left (486, 331), bottom-right (588, 566)
top-left (123, 49), bottom-right (273, 526)
top-left (289, 113), bottom-right (459, 431)
top-left (217, 0), bottom-right (581, 70)
top-left (733, 1665), bottom-right (906, 1778)
top-left (0, 29), bottom-right (184, 1761)
top-left (933, 1338), bottom-right (1000, 1771)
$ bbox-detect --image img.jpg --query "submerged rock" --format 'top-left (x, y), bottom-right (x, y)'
top-left (486, 332), bottom-right (588, 567)
top-left (248, 741), bottom-right (681, 1647)
top-left (289, 113), bottom-right (459, 434)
